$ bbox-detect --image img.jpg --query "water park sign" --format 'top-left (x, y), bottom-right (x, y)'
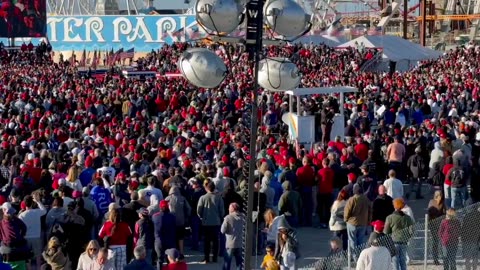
top-left (47, 15), bottom-right (203, 51)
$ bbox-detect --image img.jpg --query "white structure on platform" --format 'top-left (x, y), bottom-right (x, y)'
top-left (282, 87), bottom-right (358, 147)
top-left (338, 35), bottom-right (443, 62)
top-left (294, 34), bottom-right (347, 47)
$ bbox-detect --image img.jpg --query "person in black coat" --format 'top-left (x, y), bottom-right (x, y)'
top-left (372, 185), bottom-right (394, 222)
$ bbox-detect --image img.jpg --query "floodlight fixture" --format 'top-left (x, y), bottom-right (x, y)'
top-left (178, 48), bottom-right (228, 88)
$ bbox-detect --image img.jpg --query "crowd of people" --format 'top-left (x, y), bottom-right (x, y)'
top-left (0, 38), bottom-right (477, 270)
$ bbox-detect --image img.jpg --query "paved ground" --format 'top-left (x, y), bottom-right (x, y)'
top-left (185, 185), bottom-right (433, 270)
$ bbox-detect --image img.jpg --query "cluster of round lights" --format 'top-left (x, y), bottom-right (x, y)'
top-left (178, 0), bottom-right (311, 91)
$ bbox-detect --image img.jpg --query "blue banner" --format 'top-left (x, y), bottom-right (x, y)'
top-left (45, 15), bottom-right (204, 52)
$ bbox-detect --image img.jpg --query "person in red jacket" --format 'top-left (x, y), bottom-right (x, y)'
top-left (98, 208), bottom-right (132, 269)
top-left (163, 248), bottom-right (187, 270)
top-left (317, 158), bottom-right (335, 228)
top-left (354, 137), bottom-right (369, 162)
top-left (296, 156), bottom-right (315, 227)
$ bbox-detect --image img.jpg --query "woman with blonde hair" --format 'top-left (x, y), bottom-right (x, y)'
top-left (439, 208), bottom-right (461, 270)
top-left (66, 163), bottom-right (82, 191)
top-left (42, 237), bottom-right (71, 270)
top-left (263, 209), bottom-right (281, 246)
top-left (76, 240), bottom-right (100, 270)
top-left (427, 190), bottom-right (446, 265)
top-left (329, 189), bottom-right (348, 250)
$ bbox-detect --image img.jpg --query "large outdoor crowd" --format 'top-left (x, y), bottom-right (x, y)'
top-left (0, 39), bottom-right (477, 270)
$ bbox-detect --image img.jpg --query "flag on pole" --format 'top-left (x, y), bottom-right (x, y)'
top-left (121, 48), bottom-right (135, 60)
top-left (107, 48), bottom-right (114, 65)
top-left (113, 48), bottom-right (124, 64)
top-left (86, 51), bottom-right (92, 65)
top-left (79, 49), bottom-right (86, 67)
top-left (92, 50), bottom-right (98, 69)
top-left (69, 50), bottom-right (75, 65)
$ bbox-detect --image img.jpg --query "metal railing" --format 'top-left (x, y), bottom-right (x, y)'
top-left (303, 202), bottom-right (480, 270)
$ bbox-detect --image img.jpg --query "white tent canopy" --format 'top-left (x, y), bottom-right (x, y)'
top-left (294, 35), bottom-right (348, 47)
top-left (337, 35), bottom-right (444, 62)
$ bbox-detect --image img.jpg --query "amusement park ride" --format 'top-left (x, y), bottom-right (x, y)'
top-left (47, 0), bottom-right (480, 42)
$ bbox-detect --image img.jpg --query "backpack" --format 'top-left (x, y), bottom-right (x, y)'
top-left (450, 168), bottom-right (465, 187)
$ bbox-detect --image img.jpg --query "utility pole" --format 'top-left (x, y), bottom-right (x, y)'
top-left (420, 0), bottom-right (428, 46)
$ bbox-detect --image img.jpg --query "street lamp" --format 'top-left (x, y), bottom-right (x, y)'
top-left (178, 0), bottom-right (311, 268)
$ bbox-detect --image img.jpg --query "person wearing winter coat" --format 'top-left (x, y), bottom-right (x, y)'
top-left (439, 208), bottom-right (461, 270)
top-left (329, 189), bottom-right (348, 250)
top-left (221, 202), bottom-right (245, 270)
top-left (147, 194), bottom-right (160, 216)
top-left (42, 237), bottom-right (71, 270)
top-left (76, 240), bottom-right (100, 270)
top-left (197, 181), bottom-right (225, 264)
top-left (430, 142), bottom-right (444, 170)
top-left (427, 190), bottom-right (446, 265)
top-left (356, 233), bottom-right (392, 270)
top-left (372, 185), bottom-right (394, 222)
top-left (406, 147), bottom-right (427, 199)
top-left (263, 209), bottom-right (282, 246)
top-left (213, 169), bottom-right (228, 194)
top-left (165, 186), bottom-right (191, 255)
top-left (134, 208), bottom-right (155, 265)
top-left (384, 198), bottom-right (414, 270)
top-left (124, 245), bottom-right (156, 270)
top-left (274, 216), bottom-right (299, 270)
top-left (0, 202), bottom-right (29, 262)
top-left (152, 200), bottom-right (177, 269)
top-left (278, 181), bottom-right (302, 227)
top-left (260, 172), bottom-right (276, 210)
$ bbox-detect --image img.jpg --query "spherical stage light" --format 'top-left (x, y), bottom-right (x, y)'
top-left (258, 58), bottom-right (301, 91)
top-left (178, 48), bottom-right (228, 89)
top-left (264, 0), bottom-right (310, 38)
top-left (196, 0), bottom-right (245, 35)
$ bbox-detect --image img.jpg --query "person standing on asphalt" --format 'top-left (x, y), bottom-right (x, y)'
top-left (18, 193), bottom-right (47, 269)
top-left (372, 185), bottom-right (394, 222)
top-left (384, 198), bottom-right (414, 270)
top-left (317, 158), bottom-right (335, 228)
top-left (197, 181), bottom-right (225, 264)
top-left (406, 146), bottom-right (427, 199)
top-left (278, 181), bottom-right (302, 227)
top-left (295, 156), bottom-right (315, 227)
top-left (221, 202), bottom-right (245, 270)
top-left (344, 184), bottom-right (372, 260)
top-left (383, 170), bottom-right (404, 200)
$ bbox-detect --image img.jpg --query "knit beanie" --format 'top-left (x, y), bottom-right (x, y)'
top-left (393, 198), bottom-right (405, 210)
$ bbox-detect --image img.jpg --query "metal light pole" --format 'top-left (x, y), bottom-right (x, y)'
top-left (403, 0), bottom-right (408, 39)
top-left (244, 0), bottom-right (264, 267)
top-left (178, 1), bottom-right (309, 268)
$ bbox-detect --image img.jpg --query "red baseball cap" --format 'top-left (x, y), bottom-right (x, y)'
top-left (371, 220), bottom-right (385, 232)
top-left (159, 200), bottom-right (169, 209)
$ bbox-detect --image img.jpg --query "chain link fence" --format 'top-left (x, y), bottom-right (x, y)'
top-left (303, 202), bottom-right (480, 270)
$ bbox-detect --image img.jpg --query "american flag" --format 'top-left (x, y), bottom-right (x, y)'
top-left (79, 49), bottom-right (86, 67)
top-left (92, 50), bottom-right (98, 69)
top-left (69, 50), bottom-right (75, 65)
top-left (108, 48), bottom-right (123, 66)
top-left (120, 48), bottom-right (135, 60)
